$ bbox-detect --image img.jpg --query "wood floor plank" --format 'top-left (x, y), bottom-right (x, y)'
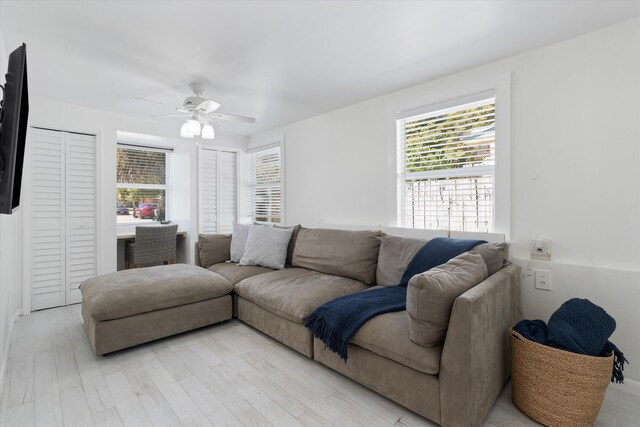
top-left (210, 363), bottom-right (304, 427)
top-left (52, 315), bottom-right (82, 393)
top-left (143, 358), bottom-right (213, 427)
top-left (1, 401), bottom-right (35, 427)
top-left (2, 305), bottom-right (639, 427)
top-left (104, 370), bottom-right (153, 427)
top-left (138, 389), bottom-right (182, 427)
top-left (92, 407), bottom-right (124, 427)
top-left (175, 347), bottom-right (274, 427)
top-left (33, 346), bottom-right (63, 427)
top-left (325, 391), bottom-right (392, 427)
top-left (178, 375), bottom-right (243, 427)
top-left (4, 333), bottom-right (35, 408)
top-left (60, 385), bottom-right (94, 427)
top-left (151, 343), bottom-right (192, 382)
top-left (71, 338), bottom-right (114, 414)
top-left (241, 350), bottom-right (398, 427)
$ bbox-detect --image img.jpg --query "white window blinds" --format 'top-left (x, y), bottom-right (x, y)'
top-left (199, 147), bottom-right (238, 234)
top-left (250, 145), bottom-right (283, 224)
top-left (398, 96), bottom-right (496, 232)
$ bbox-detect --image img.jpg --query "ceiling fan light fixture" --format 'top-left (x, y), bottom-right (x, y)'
top-left (201, 124), bottom-right (215, 140)
top-left (187, 118), bottom-right (201, 136)
top-left (180, 121), bottom-right (194, 138)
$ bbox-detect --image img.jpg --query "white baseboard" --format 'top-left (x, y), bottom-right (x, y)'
top-left (0, 309), bottom-right (21, 399)
top-left (609, 378), bottom-right (640, 398)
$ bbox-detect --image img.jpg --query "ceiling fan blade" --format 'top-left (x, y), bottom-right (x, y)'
top-left (135, 97), bottom-right (179, 109)
top-left (149, 113), bottom-right (186, 118)
top-left (208, 112), bottom-right (256, 123)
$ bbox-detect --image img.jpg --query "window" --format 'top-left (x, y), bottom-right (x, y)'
top-left (199, 146), bottom-right (238, 234)
top-left (397, 96), bottom-right (496, 232)
top-left (116, 144), bottom-right (170, 226)
top-left (250, 143), bottom-right (283, 224)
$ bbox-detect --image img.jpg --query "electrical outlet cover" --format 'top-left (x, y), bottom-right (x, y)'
top-left (534, 269), bottom-right (552, 291)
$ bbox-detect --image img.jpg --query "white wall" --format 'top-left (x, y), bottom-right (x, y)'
top-left (0, 26), bottom-right (24, 399)
top-left (25, 98), bottom-right (247, 304)
top-left (251, 20), bottom-right (640, 381)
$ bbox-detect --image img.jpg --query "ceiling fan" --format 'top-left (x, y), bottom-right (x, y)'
top-left (135, 83), bottom-right (256, 140)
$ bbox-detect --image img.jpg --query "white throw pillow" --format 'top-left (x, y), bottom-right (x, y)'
top-left (239, 226), bottom-right (295, 269)
top-left (230, 224), bottom-right (250, 262)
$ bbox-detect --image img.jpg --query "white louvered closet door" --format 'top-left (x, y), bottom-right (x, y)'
top-left (198, 147), bottom-right (237, 234)
top-left (30, 128), bottom-right (66, 310)
top-left (30, 128), bottom-right (97, 310)
top-left (65, 133), bottom-right (97, 305)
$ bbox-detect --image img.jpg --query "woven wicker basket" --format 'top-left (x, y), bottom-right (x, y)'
top-left (510, 329), bottom-right (613, 427)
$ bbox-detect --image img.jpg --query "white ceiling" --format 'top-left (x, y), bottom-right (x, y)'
top-left (1, 1), bottom-right (639, 136)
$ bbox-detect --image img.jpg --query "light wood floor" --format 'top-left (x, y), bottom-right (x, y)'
top-left (1, 305), bottom-right (638, 427)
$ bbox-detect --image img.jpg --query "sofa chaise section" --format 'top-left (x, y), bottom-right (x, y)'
top-left (81, 264), bottom-right (234, 355)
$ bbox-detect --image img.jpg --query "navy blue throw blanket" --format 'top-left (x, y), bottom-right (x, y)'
top-left (305, 237), bottom-right (486, 360)
top-left (514, 298), bottom-right (628, 383)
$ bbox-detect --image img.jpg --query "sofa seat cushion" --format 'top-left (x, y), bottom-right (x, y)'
top-left (81, 264), bottom-right (233, 321)
top-left (207, 262), bottom-right (274, 285)
top-left (351, 309), bottom-right (442, 375)
top-left (234, 268), bottom-right (369, 323)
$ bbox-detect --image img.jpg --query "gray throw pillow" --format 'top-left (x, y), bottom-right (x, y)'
top-left (230, 224), bottom-right (250, 262)
top-left (406, 252), bottom-right (488, 347)
top-left (239, 226), bottom-right (295, 269)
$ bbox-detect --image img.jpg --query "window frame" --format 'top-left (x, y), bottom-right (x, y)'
top-left (116, 143), bottom-right (172, 227)
top-left (395, 79), bottom-right (511, 237)
top-left (248, 138), bottom-right (285, 225)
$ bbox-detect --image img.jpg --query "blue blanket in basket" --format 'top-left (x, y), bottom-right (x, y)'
top-left (514, 298), bottom-right (628, 383)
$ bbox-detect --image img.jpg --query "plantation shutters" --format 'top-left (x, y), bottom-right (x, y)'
top-left (30, 129), bottom-right (66, 310)
top-left (65, 133), bottom-right (97, 304)
top-left (249, 144), bottom-right (282, 224)
top-left (30, 128), bottom-right (96, 310)
top-left (219, 151), bottom-right (237, 233)
top-left (198, 146), bottom-right (237, 234)
top-left (397, 96), bottom-right (496, 232)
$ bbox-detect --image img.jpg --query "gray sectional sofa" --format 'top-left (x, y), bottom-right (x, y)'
top-left (196, 227), bottom-right (522, 427)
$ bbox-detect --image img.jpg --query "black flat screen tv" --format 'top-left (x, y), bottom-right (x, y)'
top-left (0, 43), bottom-right (29, 214)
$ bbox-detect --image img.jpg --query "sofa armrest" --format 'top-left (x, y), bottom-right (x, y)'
top-left (439, 264), bottom-right (521, 427)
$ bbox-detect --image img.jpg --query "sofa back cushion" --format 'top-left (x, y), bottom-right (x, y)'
top-left (376, 234), bottom-right (427, 286)
top-left (473, 242), bottom-right (508, 276)
top-left (406, 252), bottom-right (488, 347)
top-left (292, 228), bottom-right (381, 284)
top-left (198, 234), bottom-right (231, 268)
top-left (275, 224), bottom-right (302, 266)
